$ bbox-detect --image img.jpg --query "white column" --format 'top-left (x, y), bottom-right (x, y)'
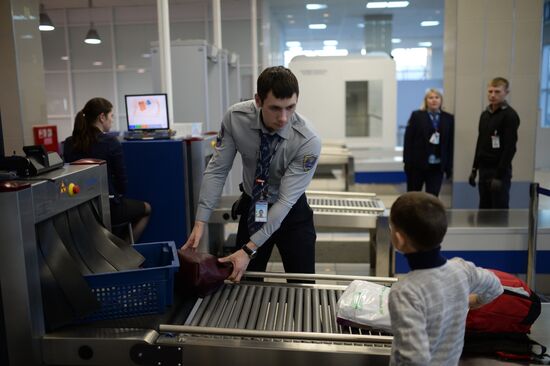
top-left (251, 0), bottom-right (258, 91)
top-left (212, 0), bottom-right (222, 48)
top-left (157, 0), bottom-right (173, 123)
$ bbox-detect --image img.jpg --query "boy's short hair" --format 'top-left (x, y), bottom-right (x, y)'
top-left (390, 192), bottom-right (448, 251)
top-left (257, 66), bottom-right (299, 102)
top-left (489, 77), bottom-right (509, 90)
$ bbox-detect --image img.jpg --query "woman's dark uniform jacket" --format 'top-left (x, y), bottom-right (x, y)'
top-left (403, 110), bottom-right (454, 178)
top-left (63, 133), bottom-right (146, 226)
top-left (63, 133), bottom-right (127, 198)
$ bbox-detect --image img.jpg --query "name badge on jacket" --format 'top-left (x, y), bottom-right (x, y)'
top-left (492, 135), bottom-right (500, 149)
top-left (429, 132), bottom-right (440, 145)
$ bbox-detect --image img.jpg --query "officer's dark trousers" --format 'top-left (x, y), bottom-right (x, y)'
top-left (478, 167), bottom-right (512, 209)
top-left (236, 193), bottom-right (316, 277)
top-left (406, 164), bottom-right (444, 197)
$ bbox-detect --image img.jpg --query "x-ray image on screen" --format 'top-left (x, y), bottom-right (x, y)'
top-left (125, 94), bottom-right (169, 130)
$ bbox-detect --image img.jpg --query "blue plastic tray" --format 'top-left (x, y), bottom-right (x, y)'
top-left (81, 241), bottom-right (179, 322)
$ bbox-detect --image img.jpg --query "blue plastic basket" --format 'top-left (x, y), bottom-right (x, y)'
top-left (80, 241), bottom-right (179, 322)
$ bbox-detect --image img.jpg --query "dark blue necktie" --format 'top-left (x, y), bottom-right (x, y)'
top-left (248, 132), bottom-right (279, 235)
top-left (429, 112), bottom-right (440, 131)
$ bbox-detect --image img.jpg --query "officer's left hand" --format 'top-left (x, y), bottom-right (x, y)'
top-left (181, 221), bottom-right (205, 250)
top-left (490, 178), bottom-right (503, 192)
top-left (219, 250), bottom-right (250, 283)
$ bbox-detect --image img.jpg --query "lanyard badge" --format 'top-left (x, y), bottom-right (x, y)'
top-left (429, 132), bottom-right (440, 145)
top-left (255, 179), bottom-right (268, 222)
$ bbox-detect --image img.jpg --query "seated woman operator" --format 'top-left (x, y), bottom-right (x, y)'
top-left (63, 97), bottom-right (151, 242)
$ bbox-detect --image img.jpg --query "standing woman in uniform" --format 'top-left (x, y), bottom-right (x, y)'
top-left (63, 97), bottom-right (151, 242)
top-left (403, 89), bottom-right (454, 197)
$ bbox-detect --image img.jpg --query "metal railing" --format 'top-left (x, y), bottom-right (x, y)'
top-left (527, 182), bottom-right (550, 289)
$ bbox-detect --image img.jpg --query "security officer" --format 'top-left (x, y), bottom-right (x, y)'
top-left (182, 66), bottom-right (322, 282)
top-left (469, 77), bottom-right (520, 209)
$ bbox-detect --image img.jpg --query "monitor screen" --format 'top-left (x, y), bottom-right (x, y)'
top-left (125, 93), bottom-right (169, 131)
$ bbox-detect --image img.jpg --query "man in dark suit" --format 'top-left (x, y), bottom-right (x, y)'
top-left (403, 89), bottom-right (454, 197)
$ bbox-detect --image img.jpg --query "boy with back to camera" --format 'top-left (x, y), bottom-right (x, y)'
top-left (388, 192), bottom-right (503, 365)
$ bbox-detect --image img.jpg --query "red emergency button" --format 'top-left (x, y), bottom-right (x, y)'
top-left (68, 183), bottom-right (80, 196)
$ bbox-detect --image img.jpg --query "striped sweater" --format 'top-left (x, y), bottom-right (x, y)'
top-left (388, 257), bottom-right (503, 365)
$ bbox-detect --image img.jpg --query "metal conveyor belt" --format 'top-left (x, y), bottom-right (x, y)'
top-left (169, 281), bottom-right (392, 348)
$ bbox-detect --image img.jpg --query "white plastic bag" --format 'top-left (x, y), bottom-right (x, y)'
top-left (336, 280), bottom-right (392, 332)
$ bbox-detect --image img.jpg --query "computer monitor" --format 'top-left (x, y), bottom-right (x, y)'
top-left (124, 93), bottom-right (170, 131)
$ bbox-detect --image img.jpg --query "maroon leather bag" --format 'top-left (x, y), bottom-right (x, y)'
top-left (177, 248), bottom-right (233, 297)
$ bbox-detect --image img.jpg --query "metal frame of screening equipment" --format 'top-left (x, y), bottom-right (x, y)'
top-left (208, 190), bottom-right (393, 277)
top-left (0, 164), bottom-right (110, 366)
top-left (312, 143), bottom-right (355, 191)
top-left (1, 165), bottom-right (396, 366)
top-left (41, 272), bottom-right (397, 366)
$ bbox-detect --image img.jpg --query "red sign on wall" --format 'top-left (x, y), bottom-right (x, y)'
top-left (33, 125), bottom-right (59, 153)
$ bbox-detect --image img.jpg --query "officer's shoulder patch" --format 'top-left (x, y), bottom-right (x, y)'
top-left (303, 155), bottom-right (318, 171)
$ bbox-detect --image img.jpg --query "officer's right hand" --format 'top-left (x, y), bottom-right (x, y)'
top-left (468, 169), bottom-right (477, 187)
top-left (218, 250), bottom-right (250, 283)
top-left (181, 221), bottom-right (205, 250)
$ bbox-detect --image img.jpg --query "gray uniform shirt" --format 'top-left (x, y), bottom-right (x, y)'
top-left (195, 100), bottom-right (322, 247)
top-left (388, 257), bottom-right (503, 366)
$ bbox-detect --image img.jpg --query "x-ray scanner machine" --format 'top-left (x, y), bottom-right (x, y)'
top-left (289, 55), bottom-right (397, 150)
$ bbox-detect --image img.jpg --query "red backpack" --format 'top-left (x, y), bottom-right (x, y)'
top-left (466, 269), bottom-right (541, 333)
top-left (463, 270), bottom-right (547, 362)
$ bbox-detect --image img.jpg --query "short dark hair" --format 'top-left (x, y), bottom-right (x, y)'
top-left (489, 77), bottom-right (509, 90)
top-left (256, 66), bottom-right (299, 102)
top-left (390, 192), bottom-right (447, 251)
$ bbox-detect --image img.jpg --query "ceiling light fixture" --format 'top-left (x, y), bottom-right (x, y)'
top-left (308, 23), bottom-right (327, 30)
top-left (39, 4), bottom-right (55, 31)
top-left (84, 24), bottom-right (101, 44)
top-left (418, 41), bottom-right (432, 47)
top-left (366, 1), bottom-right (409, 9)
top-left (420, 20), bottom-right (439, 27)
top-left (84, 0), bottom-right (101, 45)
top-left (286, 41), bottom-right (301, 48)
top-left (306, 4), bottom-right (328, 10)
top-left (387, 1), bottom-right (410, 8)
top-left (391, 38), bottom-right (402, 44)
top-left (323, 40), bottom-right (338, 46)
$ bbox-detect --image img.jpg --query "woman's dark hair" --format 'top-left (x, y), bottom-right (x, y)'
top-left (72, 97), bottom-right (112, 153)
top-left (390, 192), bottom-right (448, 251)
top-left (257, 66), bottom-right (299, 102)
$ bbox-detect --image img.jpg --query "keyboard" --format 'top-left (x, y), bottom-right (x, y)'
top-left (124, 130), bottom-right (171, 140)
